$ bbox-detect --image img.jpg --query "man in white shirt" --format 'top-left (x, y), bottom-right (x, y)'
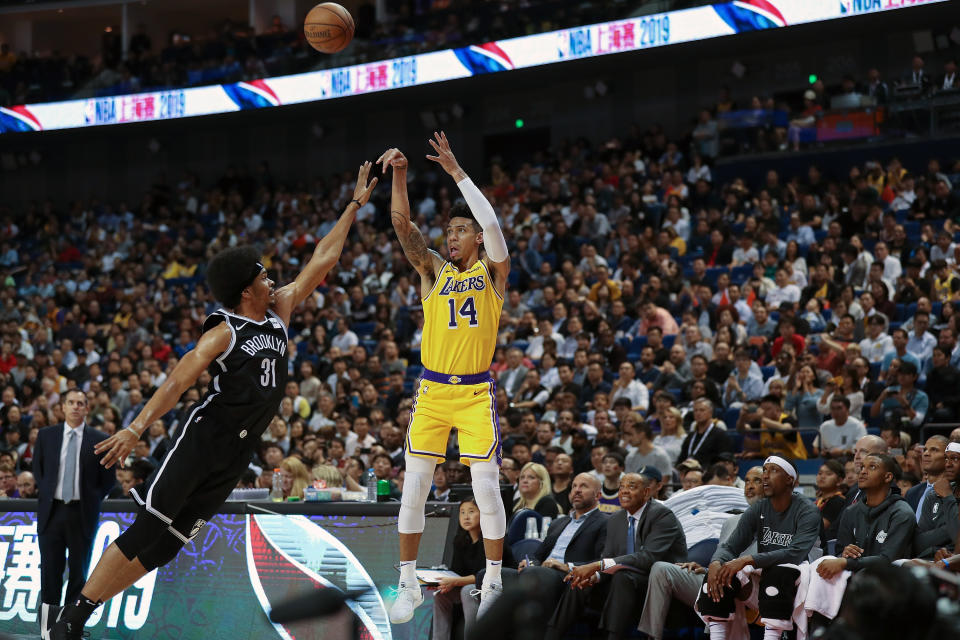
top-left (859, 315), bottom-right (893, 364)
top-left (610, 362), bottom-right (649, 413)
top-left (764, 268), bottom-right (801, 309)
top-left (872, 242), bottom-right (902, 284)
top-left (906, 310), bottom-right (937, 367)
top-left (815, 395), bottom-right (866, 458)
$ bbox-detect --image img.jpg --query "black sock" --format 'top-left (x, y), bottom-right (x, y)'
top-left (60, 595), bottom-right (101, 626)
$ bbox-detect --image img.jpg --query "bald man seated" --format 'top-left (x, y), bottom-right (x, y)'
top-left (486, 473), bottom-right (609, 604)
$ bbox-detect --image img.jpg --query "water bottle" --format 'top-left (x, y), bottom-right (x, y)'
top-left (524, 516), bottom-right (538, 539)
top-left (270, 468), bottom-right (283, 502)
top-left (364, 468), bottom-right (377, 503)
top-left (540, 516), bottom-right (552, 540)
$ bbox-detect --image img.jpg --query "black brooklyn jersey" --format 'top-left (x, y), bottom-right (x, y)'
top-left (195, 308), bottom-right (289, 439)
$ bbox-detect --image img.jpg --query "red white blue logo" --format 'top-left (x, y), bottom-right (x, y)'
top-left (453, 43), bottom-right (515, 75)
top-left (222, 80), bottom-right (282, 111)
top-left (0, 106), bottom-right (42, 133)
top-left (713, 1), bottom-right (789, 33)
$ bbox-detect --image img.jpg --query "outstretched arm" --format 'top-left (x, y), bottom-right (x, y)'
top-left (378, 147), bottom-right (444, 298)
top-left (426, 131), bottom-right (510, 294)
top-left (273, 162), bottom-right (377, 325)
top-left (95, 323), bottom-right (232, 468)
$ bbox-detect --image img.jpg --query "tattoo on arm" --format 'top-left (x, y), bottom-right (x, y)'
top-left (392, 210), bottom-right (436, 286)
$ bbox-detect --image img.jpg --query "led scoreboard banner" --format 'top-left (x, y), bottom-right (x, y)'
top-left (0, 0), bottom-right (948, 134)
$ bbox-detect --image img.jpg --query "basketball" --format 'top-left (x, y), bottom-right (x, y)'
top-left (304, 3), bottom-right (355, 54)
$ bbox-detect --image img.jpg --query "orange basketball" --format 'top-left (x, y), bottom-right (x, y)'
top-left (304, 3), bottom-right (355, 54)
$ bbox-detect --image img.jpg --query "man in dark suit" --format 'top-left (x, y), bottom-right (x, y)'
top-left (33, 389), bottom-right (115, 639)
top-left (510, 473), bottom-right (608, 605)
top-left (545, 468), bottom-right (687, 640)
top-left (904, 436), bottom-right (947, 516)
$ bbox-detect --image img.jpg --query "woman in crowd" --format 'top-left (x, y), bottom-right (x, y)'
top-left (511, 462), bottom-right (561, 522)
top-left (653, 406), bottom-right (686, 464)
top-left (815, 459), bottom-right (847, 548)
top-left (785, 363), bottom-right (824, 430)
top-left (279, 456), bottom-right (311, 500)
top-left (431, 496), bottom-right (517, 640)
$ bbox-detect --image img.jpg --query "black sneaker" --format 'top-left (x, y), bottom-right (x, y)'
top-left (50, 619), bottom-right (89, 640)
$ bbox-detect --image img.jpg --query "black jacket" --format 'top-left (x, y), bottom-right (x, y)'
top-left (603, 500), bottom-right (687, 571)
top-left (678, 422), bottom-right (731, 466)
top-left (533, 508), bottom-right (609, 565)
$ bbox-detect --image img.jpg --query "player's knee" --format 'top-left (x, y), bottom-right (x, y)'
top-left (115, 511), bottom-right (168, 562)
top-left (695, 576), bottom-right (737, 620)
top-left (470, 466), bottom-right (505, 539)
top-left (138, 530), bottom-right (186, 571)
top-left (758, 566), bottom-right (801, 621)
top-left (398, 460), bottom-right (434, 534)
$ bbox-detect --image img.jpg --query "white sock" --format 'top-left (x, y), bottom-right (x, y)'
top-left (483, 559), bottom-right (502, 586)
top-left (764, 628), bottom-right (784, 640)
top-left (708, 621), bottom-right (727, 640)
top-left (399, 560), bottom-right (417, 586)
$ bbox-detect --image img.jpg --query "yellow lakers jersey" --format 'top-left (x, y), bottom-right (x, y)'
top-left (422, 259), bottom-right (503, 375)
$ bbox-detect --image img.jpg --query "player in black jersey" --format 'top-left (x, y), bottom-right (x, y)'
top-left (51, 162), bottom-right (378, 640)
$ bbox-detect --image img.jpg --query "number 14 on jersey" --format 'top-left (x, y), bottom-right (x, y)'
top-left (448, 296), bottom-right (478, 328)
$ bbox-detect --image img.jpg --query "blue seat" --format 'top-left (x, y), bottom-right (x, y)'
top-left (723, 407), bottom-right (741, 430)
top-left (350, 322), bottom-right (376, 338)
top-left (508, 509), bottom-right (543, 545)
top-left (687, 538), bottom-right (719, 567)
top-left (662, 334), bottom-right (676, 349)
top-left (760, 366), bottom-right (775, 380)
top-left (628, 336), bottom-right (648, 355)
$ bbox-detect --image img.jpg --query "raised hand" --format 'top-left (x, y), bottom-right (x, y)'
top-left (95, 428), bottom-right (140, 469)
top-left (376, 148), bottom-right (408, 173)
top-left (425, 131), bottom-right (463, 177)
top-left (352, 161), bottom-right (378, 206)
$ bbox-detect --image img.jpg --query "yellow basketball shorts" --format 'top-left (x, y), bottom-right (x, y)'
top-left (405, 372), bottom-right (502, 465)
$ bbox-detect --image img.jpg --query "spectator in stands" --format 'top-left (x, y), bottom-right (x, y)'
top-left (737, 393), bottom-right (804, 460)
top-left (550, 453), bottom-right (574, 514)
top-left (610, 361), bottom-right (648, 413)
top-left (700, 457), bottom-right (820, 638)
top-left (787, 90), bottom-right (822, 151)
top-left (431, 496), bottom-right (517, 640)
top-left (634, 301), bottom-right (680, 337)
top-left (926, 346), bottom-right (960, 421)
top-left (785, 363), bottom-right (824, 430)
top-left (548, 468), bottom-right (685, 640)
top-left (816, 459), bottom-right (847, 546)
top-left (722, 348), bottom-right (763, 409)
top-left (870, 360), bottom-right (928, 428)
top-left (815, 394), bottom-right (866, 458)
top-left (624, 422), bottom-right (672, 480)
top-left (859, 315), bottom-right (893, 364)
top-left (937, 59), bottom-right (958, 92)
top-left (771, 316), bottom-right (804, 358)
top-left (905, 310), bottom-right (936, 365)
top-left (512, 462), bottom-right (561, 522)
top-left (598, 452), bottom-right (626, 513)
top-left (678, 399), bottom-right (730, 466)
top-left (652, 407), bottom-right (685, 465)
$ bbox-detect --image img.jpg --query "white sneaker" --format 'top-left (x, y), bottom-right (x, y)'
top-left (475, 581), bottom-right (503, 620)
top-left (388, 582), bottom-right (423, 624)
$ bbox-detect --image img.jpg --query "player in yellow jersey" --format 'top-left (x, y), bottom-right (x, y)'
top-left (378, 132), bottom-right (511, 625)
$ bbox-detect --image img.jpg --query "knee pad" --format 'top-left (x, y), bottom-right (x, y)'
top-left (137, 530), bottom-right (186, 571)
top-left (758, 566), bottom-right (800, 622)
top-left (398, 455), bottom-right (435, 534)
top-left (470, 461), bottom-right (506, 539)
top-left (115, 510), bottom-right (169, 562)
top-left (695, 576), bottom-right (738, 621)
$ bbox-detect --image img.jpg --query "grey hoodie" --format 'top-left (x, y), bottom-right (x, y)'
top-left (836, 491), bottom-right (915, 571)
